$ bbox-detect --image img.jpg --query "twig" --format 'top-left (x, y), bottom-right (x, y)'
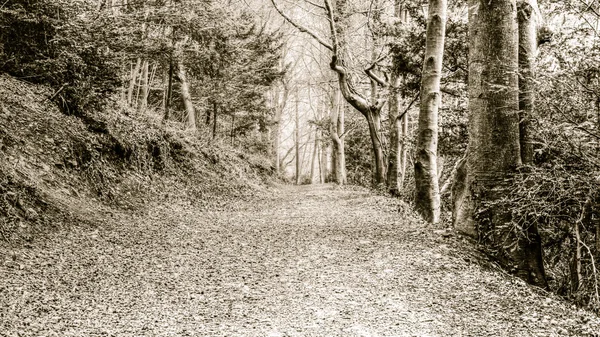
top-left (398, 92), bottom-right (420, 120)
top-left (49, 83), bottom-right (68, 101)
top-left (269, 0), bottom-right (333, 51)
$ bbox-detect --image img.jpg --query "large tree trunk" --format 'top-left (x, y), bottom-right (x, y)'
top-left (414, 0), bottom-right (446, 224)
top-left (453, 0), bottom-right (547, 288)
top-left (176, 61), bottom-right (196, 131)
top-left (517, 0), bottom-right (538, 165)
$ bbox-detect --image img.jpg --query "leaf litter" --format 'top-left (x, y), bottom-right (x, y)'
top-left (1, 184), bottom-right (600, 336)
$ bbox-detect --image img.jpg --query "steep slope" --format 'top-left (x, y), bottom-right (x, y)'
top-left (0, 74), bottom-right (273, 244)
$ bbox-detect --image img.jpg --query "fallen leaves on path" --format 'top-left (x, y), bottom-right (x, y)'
top-left (1, 184), bottom-right (599, 336)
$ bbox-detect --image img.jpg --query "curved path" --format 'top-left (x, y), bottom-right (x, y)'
top-left (1, 184), bottom-right (599, 336)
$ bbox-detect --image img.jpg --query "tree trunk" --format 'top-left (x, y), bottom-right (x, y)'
top-left (273, 121), bottom-right (281, 174)
top-left (213, 105), bottom-right (218, 139)
top-left (366, 109), bottom-right (386, 186)
top-left (127, 58), bottom-right (141, 106)
top-left (165, 59), bottom-right (173, 121)
top-left (517, 0), bottom-right (537, 165)
top-left (453, 0), bottom-right (547, 288)
top-left (138, 59), bottom-right (149, 113)
top-left (271, 84), bottom-right (288, 175)
top-left (387, 81), bottom-right (401, 195)
top-left (310, 128), bottom-right (319, 183)
top-left (321, 143), bottom-right (328, 183)
top-left (177, 60), bottom-right (196, 131)
top-left (389, 1), bottom-right (410, 192)
top-left (230, 113), bottom-right (235, 146)
top-left (414, 0), bottom-right (446, 224)
top-left (330, 88), bottom-right (346, 185)
top-left (400, 113), bottom-right (409, 186)
top-left (295, 91), bottom-right (301, 185)
top-left (572, 220), bottom-right (583, 292)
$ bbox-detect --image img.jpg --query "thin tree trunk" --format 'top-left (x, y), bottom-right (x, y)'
top-left (161, 67), bottom-right (168, 113)
top-left (366, 109), bottom-right (386, 186)
top-left (400, 113), bottom-right (409, 186)
top-left (231, 113), bottom-right (235, 146)
top-left (310, 128), bottom-right (319, 183)
top-left (138, 59), bottom-right (149, 113)
top-left (517, 0), bottom-right (538, 165)
top-left (213, 106), bottom-right (218, 139)
top-left (330, 88), bottom-right (346, 185)
top-left (164, 60), bottom-right (173, 122)
top-left (321, 143), bottom-right (328, 183)
top-left (177, 60), bottom-right (196, 131)
top-left (295, 91), bottom-right (301, 185)
top-left (272, 84), bottom-right (289, 175)
top-left (274, 121), bottom-right (281, 174)
top-left (573, 219), bottom-right (583, 292)
top-left (414, 0), bottom-right (446, 224)
top-left (387, 80), bottom-right (401, 195)
top-left (127, 58), bottom-right (141, 106)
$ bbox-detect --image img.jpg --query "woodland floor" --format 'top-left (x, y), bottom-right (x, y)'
top-left (2, 184), bottom-right (600, 337)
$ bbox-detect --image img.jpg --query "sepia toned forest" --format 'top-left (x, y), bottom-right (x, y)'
top-left (2, 0), bottom-right (600, 335)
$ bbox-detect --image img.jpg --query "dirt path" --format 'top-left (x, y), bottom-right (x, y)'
top-left (1, 184), bottom-right (600, 336)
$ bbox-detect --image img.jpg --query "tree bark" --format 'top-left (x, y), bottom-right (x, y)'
top-left (176, 60), bottom-right (196, 131)
top-left (330, 88), bottom-right (346, 185)
top-left (310, 127), bottom-right (319, 183)
top-left (366, 109), bottom-right (386, 186)
top-left (321, 143), bottom-right (328, 183)
top-left (295, 91), bottom-right (301, 185)
top-left (326, 0), bottom-right (385, 186)
top-left (138, 59), bottom-right (149, 113)
top-left (453, 0), bottom-right (547, 288)
top-left (387, 77), bottom-right (402, 194)
top-left (213, 105), bottom-right (218, 139)
top-left (230, 113), bottom-right (235, 146)
top-left (272, 83), bottom-right (289, 175)
top-left (127, 58), bottom-right (141, 106)
top-left (161, 64), bottom-right (170, 119)
top-left (517, 0), bottom-right (537, 165)
top-left (414, 0), bottom-right (446, 224)
top-left (400, 112), bottom-right (409, 186)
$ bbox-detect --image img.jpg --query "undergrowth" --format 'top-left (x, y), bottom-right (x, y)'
top-left (0, 74), bottom-right (274, 244)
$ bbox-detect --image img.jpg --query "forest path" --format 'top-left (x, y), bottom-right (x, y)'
top-left (2, 184), bottom-right (600, 336)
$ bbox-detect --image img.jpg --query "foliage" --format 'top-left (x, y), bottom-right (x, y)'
top-left (474, 12), bottom-right (600, 310)
top-left (0, 0), bottom-right (122, 115)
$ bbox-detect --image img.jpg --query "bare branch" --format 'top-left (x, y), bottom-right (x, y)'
top-left (305, 0), bottom-right (326, 10)
top-left (323, 0), bottom-right (339, 54)
top-left (365, 68), bottom-right (388, 87)
top-left (269, 0), bottom-right (333, 51)
top-left (398, 92), bottom-right (420, 120)
top-left (440, 86), bottom-right (461, 97)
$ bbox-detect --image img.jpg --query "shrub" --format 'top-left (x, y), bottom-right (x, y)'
top-left (0, 0), bottom-right (121, 115)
